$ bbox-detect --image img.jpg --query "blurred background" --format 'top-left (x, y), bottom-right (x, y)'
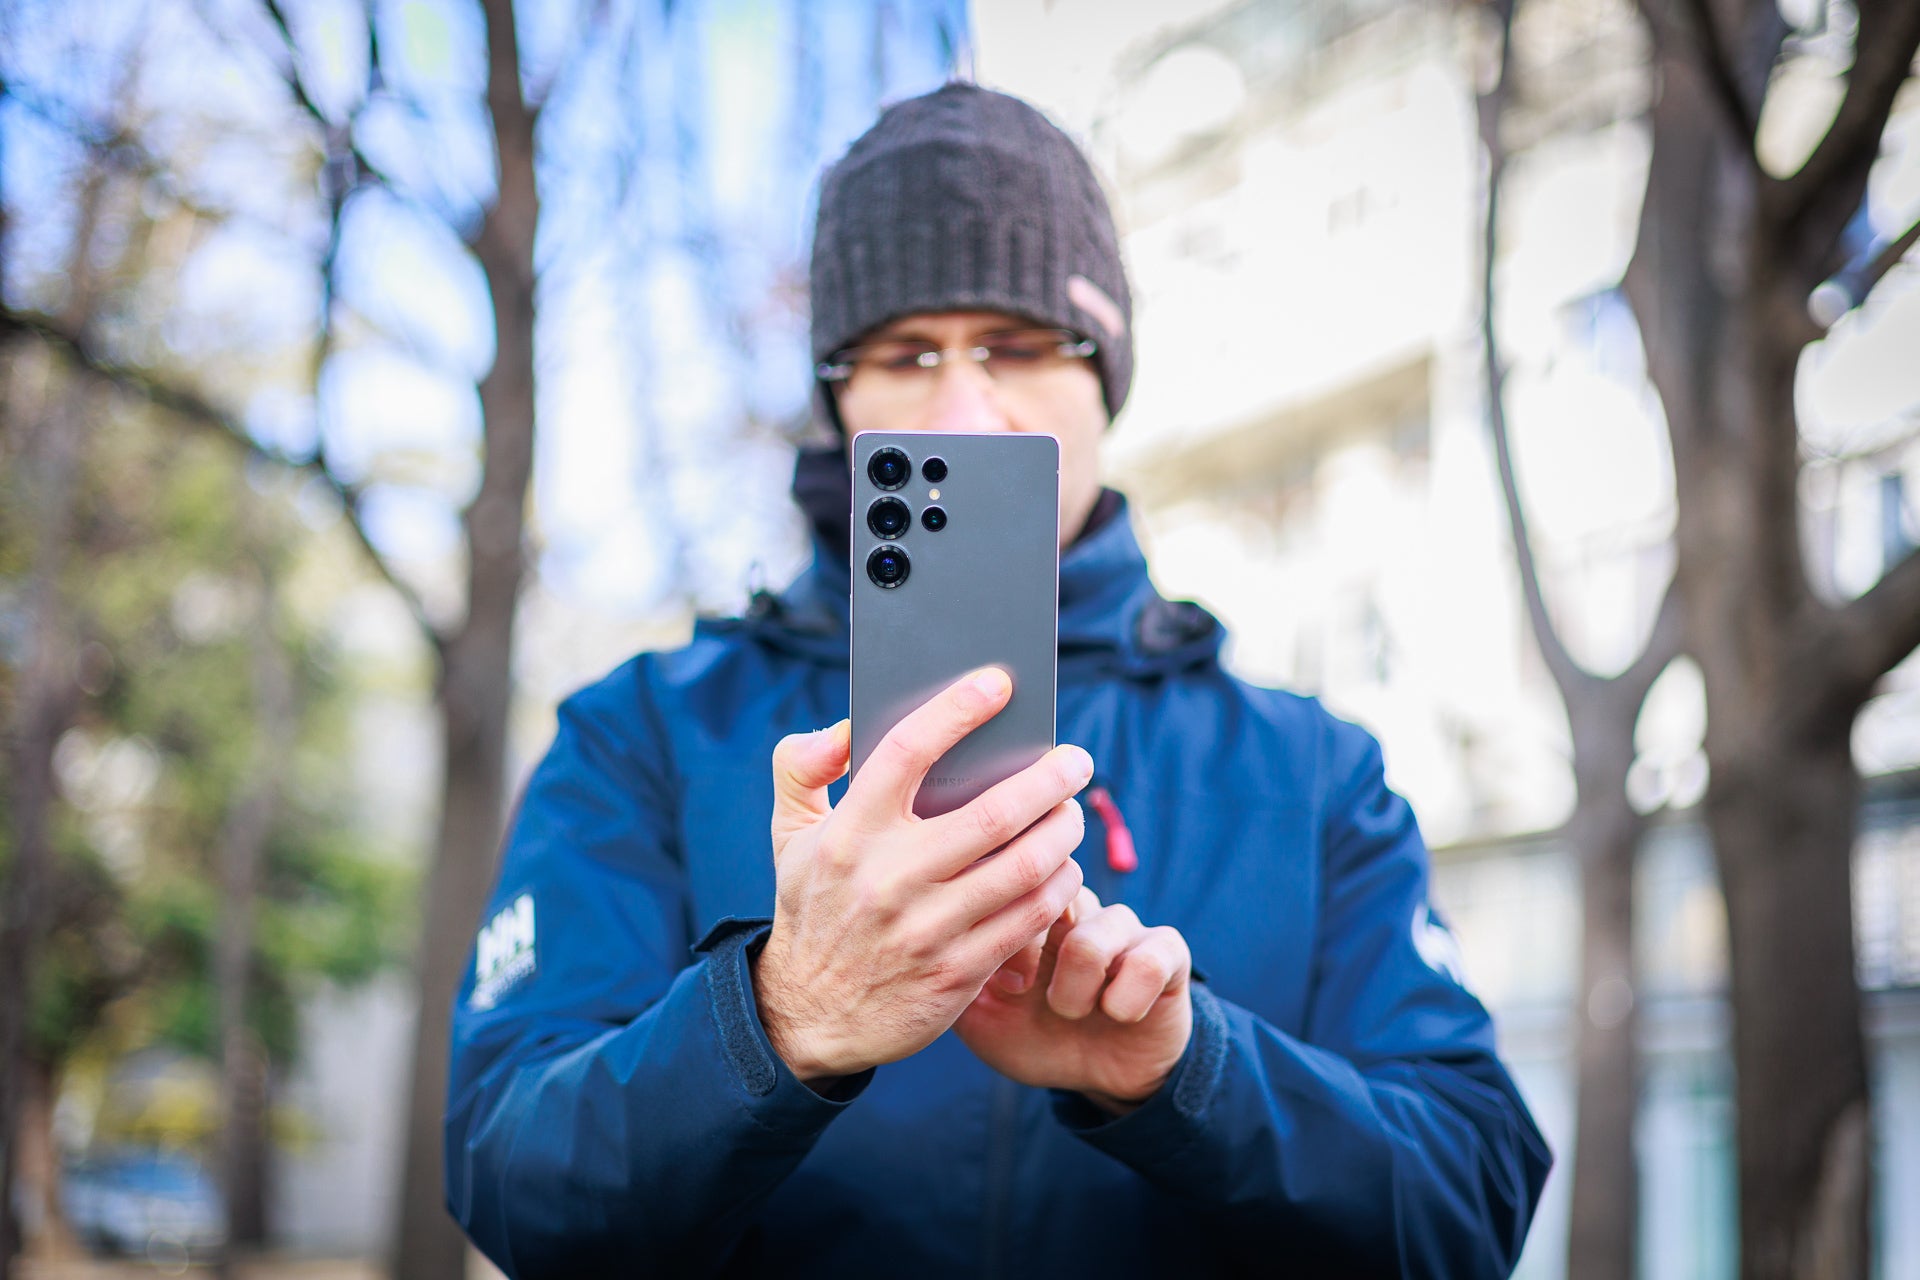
top-left (0, 0), bottom-right (1915, 1277)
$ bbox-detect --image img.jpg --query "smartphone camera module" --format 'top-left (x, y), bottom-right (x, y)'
top-left (866, 544), bottom-right (911, 589)
top-left (867, 497), bottom-right (911, 539)
top-left (868, 447), bottom-right (911, 491)
top-left (921, 505), bottom-right (947, 532)
top-left (921, 456), bottom-right (948, 483)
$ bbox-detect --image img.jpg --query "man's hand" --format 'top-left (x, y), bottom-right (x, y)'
top-left (753, 668), bottom-right (1092, 1085)
top-left (953, 887), bottom-right (1193, 1115)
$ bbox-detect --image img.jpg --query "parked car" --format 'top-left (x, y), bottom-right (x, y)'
top-left (62, 1148), bottom-right (226, 1266)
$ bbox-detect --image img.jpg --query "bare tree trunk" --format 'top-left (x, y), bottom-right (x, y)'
top-left (1473, 5), bottom-right (1675, 1274)
top-left (1712, 733), bottom-right (1868, 1280)
top-left (392, 0), bottom-right (540, 1274)
top-left (1621, 0), bottom-right (1920, 1272)
top-left (1, 94), bottom-right (113, 1275)
top-left (0, 358), bottom-right (81, 1280)
top-left (10, 1061), bottom-right (81, 1265)
top-left (1563, 719), bottom-right (1645, 1280)
top-left (216, 512), bottom-right (297, 1267)
top-left (0, 275), bottom-right (102, 1279)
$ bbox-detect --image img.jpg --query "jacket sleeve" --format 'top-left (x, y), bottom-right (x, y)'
top-left (1049, 716), bottom-right (1551, 1278)
top-left (443, 658), bottom-right (871, 1277)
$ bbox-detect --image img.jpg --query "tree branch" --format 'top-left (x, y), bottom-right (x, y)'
top-left (260, 1), bottom-right (332, 129)
top-left (5, 79), bottom-right (246, 230)
top-left (0, 307), bottom-right (449, 657)
top-left (1811, 211), bottom-right (1920, 329)
top-left (525, 0), bottom-right (610, 116)
top-left (258, 0), bottom-right (393, 188)
top-left (1617, 575), bottom-right (1686, 705)
top-left (1480, 0), bottom-right (1593, 701)
top-left (1862, 213), bottom-right (1920, 299)
top-left (1776, 0), bottom-right (1920, 270)
top-left (1674, 0), bottom-right (1760, 145)
top-left (1488, 0), bottom-right (1688, 715)
top-left (1823, 542), bottom-right (1920, 711)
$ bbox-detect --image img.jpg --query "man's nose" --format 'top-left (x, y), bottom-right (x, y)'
top-left (924, 357), bottom-right (1010, 433)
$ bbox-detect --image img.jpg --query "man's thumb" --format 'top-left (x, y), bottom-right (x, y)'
top-left (772, 720), bottom-right (851, 818)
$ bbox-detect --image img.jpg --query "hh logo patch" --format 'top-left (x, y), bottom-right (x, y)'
top-left (1413, 902), bottom-right (1466, 985)
top-left (471, 893), bottom-right (536, 1010)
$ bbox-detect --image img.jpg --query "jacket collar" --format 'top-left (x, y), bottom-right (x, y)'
top-left (719, 475), bottom-right (1223, 679)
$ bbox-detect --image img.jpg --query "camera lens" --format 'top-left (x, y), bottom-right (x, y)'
top-left (922, 456), bottom-right (948, 483)
top-left (866, 544), bottom-right (911, 589)
top-left (867, 497), bottom-right (911, 539)
top-left (868, 447), bottom-right (910, 491)
top-left (921, 505), bottom-right (948, 532)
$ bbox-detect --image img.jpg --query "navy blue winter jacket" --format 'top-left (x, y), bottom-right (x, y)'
top-left (445, 493), bottom-right (1551, 1277)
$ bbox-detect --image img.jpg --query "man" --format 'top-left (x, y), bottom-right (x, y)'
top-left (446, 83), bottom-right (1550, 1277)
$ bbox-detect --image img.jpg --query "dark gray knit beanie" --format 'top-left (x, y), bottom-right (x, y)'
top-left (810, 82), bottom-right (1134, 420)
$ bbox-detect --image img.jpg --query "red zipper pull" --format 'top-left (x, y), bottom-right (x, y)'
top-left (1084, 786), bottom-right (1138, 874)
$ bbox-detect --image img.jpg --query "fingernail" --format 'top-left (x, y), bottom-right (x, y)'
top-left (995, 969), bottom-right (1029, 994)
top-left (972, 668), bottom-right (1011, 700)
top-left (1060, 746), bottom-right (1093, 785)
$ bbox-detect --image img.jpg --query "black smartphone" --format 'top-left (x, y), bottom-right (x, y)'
top-left (849, 431), bottom-right (1060, 819)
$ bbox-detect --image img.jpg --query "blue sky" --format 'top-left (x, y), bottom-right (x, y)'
top-left (1, 0), bottom-right (965, 615)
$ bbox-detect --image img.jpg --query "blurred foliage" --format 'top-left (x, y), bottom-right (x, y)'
top-left (0, 353), bottom-right (414, 1100)
top-left (0, 0), bottom-right (964, 1185)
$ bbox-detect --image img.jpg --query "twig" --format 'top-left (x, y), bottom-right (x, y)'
top-left (1809, 211), bottom-right (1920, 328)
top-left (257, 0), bottom-right (393, 189)
top-left (1, 306), bottom-right (450, 657)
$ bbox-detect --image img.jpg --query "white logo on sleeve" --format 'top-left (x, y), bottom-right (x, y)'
top-left (470, 893), bottom-right (536, 1010)
top-left (1413, 902), bottom-right (1466, 985)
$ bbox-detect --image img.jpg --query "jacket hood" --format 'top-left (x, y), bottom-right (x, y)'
top-left (703, 446), bottom-right (1224, 679)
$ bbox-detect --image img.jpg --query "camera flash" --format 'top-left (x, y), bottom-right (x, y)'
top-left (928, 489), bottom-right (940, 501)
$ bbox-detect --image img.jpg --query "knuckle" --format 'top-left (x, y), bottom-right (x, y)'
top-left (1008, 841), bottom-right (1059, 895)
top-left (874, 730), bottom-right (927, 777)
top-left (967, 792), bottom-right (1017, 845)
top-left (922, 949), bottom-right (973, 996)
top-left (963, 855), bottom-right (1025, 920)
top-left (950, 672), bottom-right (1001, 718)
top-left (855, 868), bottom-right (906, 917)
top-left (818, 828), bottom-right (859, 873)
top-left (1022, 897), bottom-right (1059, 937)
top-left (1060, 930), bottom-right (1114, 971)
top-left (1129, 951), bottom-right (1171, 988)
top-left (903, 919), bottom-right (943, 965)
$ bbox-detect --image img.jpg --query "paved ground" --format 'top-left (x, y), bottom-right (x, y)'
top-left (18, 1251), bottom-right (508, 1279)
top-left (17, 1258), bottom-right (382, 1279)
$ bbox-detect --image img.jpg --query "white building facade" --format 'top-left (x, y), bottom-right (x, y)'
top-left (976, 1), bottom-right (1920, 1275)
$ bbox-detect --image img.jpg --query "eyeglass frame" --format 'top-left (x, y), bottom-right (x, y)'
top-left (815, 328), bottom-right (1098, 386)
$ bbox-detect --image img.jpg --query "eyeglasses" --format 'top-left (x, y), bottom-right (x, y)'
top-left (817, 328), bottom-right (1097, 395)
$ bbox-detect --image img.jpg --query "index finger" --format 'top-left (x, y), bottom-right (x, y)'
top-left (841, 667), bottom-right (1013, 824)
top-left (1031, 885), bottom-right (1101, 989)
